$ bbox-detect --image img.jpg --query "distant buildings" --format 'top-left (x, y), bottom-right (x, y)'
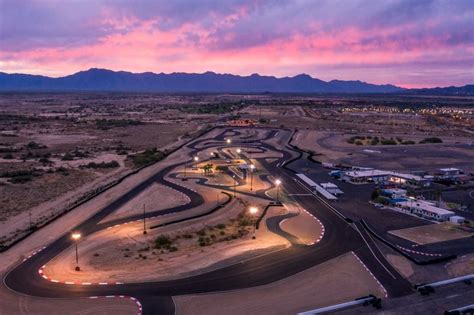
top-left (394, 199), bottom-right (455, 222)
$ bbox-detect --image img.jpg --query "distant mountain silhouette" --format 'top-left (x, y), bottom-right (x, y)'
top-left (0, 68), bottom-right (403, 93)
top-left (0, 68), bottom-right (471, 94)
top-left (407, 85), bottom-right (474, 96)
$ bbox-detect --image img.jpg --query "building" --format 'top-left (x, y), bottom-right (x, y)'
top-left (342, 169), bottom-right (431, 186)
top-left (394, 199), bottom-right (454, 222)
top-left (295, 173), bottom-right (338, 200)
top-left (342, 169), bottom-right (390, 183)
top-left (321, 182), bottom-right (343, 195)
top-left (439, 168), bottom-right (461, 178)
top-left (381, 188), bottom-right (407, 199)
top-left (450, 215), bottom-right (465, 225)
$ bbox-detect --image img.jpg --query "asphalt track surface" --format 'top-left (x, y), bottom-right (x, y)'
top-left (4, 127), bottom-right (414, 314)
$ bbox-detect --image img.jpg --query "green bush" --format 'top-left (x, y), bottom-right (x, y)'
top-left (419, 137), bottom-right (442, 144)
top-left (381, 139), bottom-right (397, 145)
top-left (155, 235), bottom-right (172, 248)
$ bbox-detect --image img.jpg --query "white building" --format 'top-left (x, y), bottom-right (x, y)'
top-left (450, 215), bottom-right (465, 225)
top-left (382, 188), bottom-right (407, 199)
top-left (394, 199), bottom-right (454, 222)
top-left (342, 169), bottom-right (391, 183)
top-left (321, 182), bottom-right (343, 195)
top-left (342, 169), bottom-right (430, 186)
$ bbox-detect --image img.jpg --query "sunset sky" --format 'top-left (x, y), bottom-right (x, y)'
top-left (1, 0), bottom-right (473, 88)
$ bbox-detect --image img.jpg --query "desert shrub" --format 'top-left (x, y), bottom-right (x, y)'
top-left (3, 153), bottom-right (14, 159)
top-left (62, 153), bottom-right (74, 161)
top-left (82, 160), bottom-right (119, 169)
top-left (401, 140), bottom-right (415, 145)
top-left (216, 223), bottom-right (226, 229)
top-left (381, 139), bottom-right (397, 145)
top-left (127, 148), bottom-right (165, 168)
top-left (155, 235), bottom-right (172, 248)
top-left (26, 141), bottom-right (46, 149)
top-left (355, 140), bottom-right (363, 145)
top-left (95, 119), bottom-right (143, 130)
top-left (370, 138), bottom-right (379, 145)
top-left (419, 137), bottom-right (442, 144)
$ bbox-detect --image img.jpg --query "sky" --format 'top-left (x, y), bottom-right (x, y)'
top-left (0, 0), bottom-right (473, 88)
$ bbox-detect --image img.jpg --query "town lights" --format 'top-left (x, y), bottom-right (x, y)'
top-left (237, 148), bottom-right (241, 154)
top-left (275, 179), bottom-right (282, 202)
top-left (226, 139), bottom-right (231, 144)
top-left (249, 206), bottom-right (259, 239)
top-left (194, 156), bottom-right (199, 162)
top-left (71, 233), bottom-right (81, 271)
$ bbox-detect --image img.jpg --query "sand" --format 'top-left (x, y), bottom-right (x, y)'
top-left (174, 251), bottom-right (387, 315)
top-left (389, 222), bottom-right (473, 245)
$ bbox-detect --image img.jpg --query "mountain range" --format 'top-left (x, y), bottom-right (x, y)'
top-left (0, 68), bottom-right (472, 95)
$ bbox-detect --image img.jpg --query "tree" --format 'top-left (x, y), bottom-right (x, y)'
top-left (371, 189), bottom-right (380, 200)
top-left (201, 163), bottom-right (214, 175)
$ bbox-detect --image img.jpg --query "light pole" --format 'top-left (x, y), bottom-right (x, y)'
top-left (236, 148), bottom-right (241, 154)
top-left (226, 139), bottom-right (231, 145)
top-left (233, 175), bottom-right (237, 197)
top-left (143, 203), bottom-right (147, 234)
top-left (275, 179), bottom-right (282, 203)
top-left (249, 206), bottom-right (258, 239)
top-left (250, 164), bottom-right (255, 191)
top-left (71, 233), bottom-right (81, 271)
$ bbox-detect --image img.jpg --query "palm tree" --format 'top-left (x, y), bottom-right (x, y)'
top-left (202, 163), bottom-right (213, 176)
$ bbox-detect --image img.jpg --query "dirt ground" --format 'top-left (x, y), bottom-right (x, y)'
top-left (0, 292), bottom-right (138, 315)
top-left (279, 203), bottom-right (323, 245)
top-left (42, 197), bottom-right (289, 283)
top-left (445, 253), bottom-right (474, 277)
top-left (389, 222), bottom-right (473, 245)
top-left (173, 251), bottom-right (386, 315)
top-left (100, 182), bottom-right (190, 223)
top-left (292, 130), bottom-right (474, 172)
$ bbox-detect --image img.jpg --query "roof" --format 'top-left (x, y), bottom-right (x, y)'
top-left (383, 188), bottom-right (407, 194)
top-left (344, 169), bottom-right (424, 181)
top-left (321, 182), bottom-right (338, 188)
top-left (389, 172), bottom-right (422, 181)
top-left (395, 200), bottom-right (454, 216)
top-left (344, 169), bottom-right (390, 178)
top-left (440, 168), bottom-right (460, 172)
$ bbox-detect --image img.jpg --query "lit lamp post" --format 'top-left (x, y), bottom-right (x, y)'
top-left (250, 164), bottom-right (255, 191)
top-left (409, 196), bottom-right (415, 212)
top-left (232, 174), bottom-right (237, 197)
top-left (71, 232), bottom-right (81, 271)
top-left (143, 203), bottom-right (147, 234)
top-left (236, 148), bottom-right (241, 154)
top-left (275, 179), bottom-right (282, 203)
top-left (226, 139), bottom-right (231, 145)
top-left (249, 206), bottom-right (258, 239)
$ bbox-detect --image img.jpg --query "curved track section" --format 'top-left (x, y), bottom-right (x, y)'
top-left (4, 127), bottom-right (413, 314)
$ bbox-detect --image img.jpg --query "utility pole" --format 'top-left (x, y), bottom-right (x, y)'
top-left (143, 203), bottom-right (147, 234)
top-left (233, 175), bottom-right (237, 197)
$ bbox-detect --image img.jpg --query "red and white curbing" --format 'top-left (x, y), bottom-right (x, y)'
top-left (302, 209), bottom-right (325, 245)
top-left (38, 264), bottom-right (124, 286)
top-left (89, 295), bottom-right (142, 315)
top-left (396, 245), bottom-right (442, 257)
top-left (23, 246), bottom-right (47, 262)
top-left (351, 252), bottom-right (389, 298)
